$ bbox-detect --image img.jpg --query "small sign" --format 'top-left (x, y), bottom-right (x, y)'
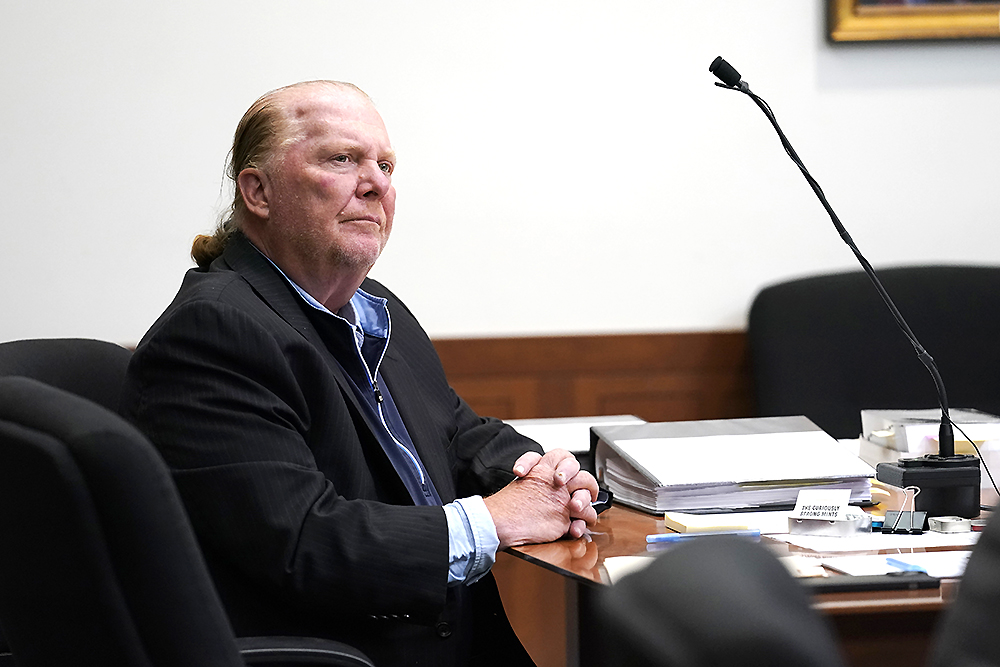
top-left (791, 488), bottom-right (852, 521)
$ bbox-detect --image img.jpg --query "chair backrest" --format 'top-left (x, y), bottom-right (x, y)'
top-left (0, 338), bottom-right (133, 411)
top-left (927, 513), bottom-right (1000, 666)
top-left (596, 536), bottom-right (845, 666)
top-left (748, 265), bottom-right (1000, 439)
top-left (0, 377), bottom-right (244, 667)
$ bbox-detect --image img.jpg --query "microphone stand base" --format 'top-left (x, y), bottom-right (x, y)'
top-left (876, 455), bottom-right (981, 519)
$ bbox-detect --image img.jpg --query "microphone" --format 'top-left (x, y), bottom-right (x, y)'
top-left (709, 56), bottom-right (985, 518)
top-left (709, 57), bottom-right (744, 90)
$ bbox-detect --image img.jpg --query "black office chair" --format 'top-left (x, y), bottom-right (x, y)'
top-left (596, 536), bottom-right (845, 666)
top-left (748, 265), bottom-right (1000, 439)
top-left (0, 337), bottom-right (135, 662)
top-left (927, 513), bottom-right (1000, 666)
top-left (0, 337), bottom-right (133, 411)
top-left (0, 376), bottom-right (374, 667)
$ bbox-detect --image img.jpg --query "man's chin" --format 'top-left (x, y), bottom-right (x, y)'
top-left (331, 241), bottom-right (384, 274)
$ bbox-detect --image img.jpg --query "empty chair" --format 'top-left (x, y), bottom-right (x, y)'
top-left (748, 265), bottom-right (1000, 439)
top-left (0, 376), bottom-right (373, 667)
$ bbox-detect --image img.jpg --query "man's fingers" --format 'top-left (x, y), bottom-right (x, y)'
top-left (566, 469), bottom-right (600, 501)
top-left (512, 451), bottom-right (543, 477)
top-left (552, 455), bottom-right (581, 487)
top-left (567, 518), bottom-right (591, 539)
top-left (569, 488), bottom-right (595, 514)
top-left (570, 500), bottom-right (598, 528)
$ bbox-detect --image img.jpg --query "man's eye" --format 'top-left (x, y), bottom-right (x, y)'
top-left (331, 155), bottom-right (351, 164)
top-left (378, 162), bottom-right (393, 175)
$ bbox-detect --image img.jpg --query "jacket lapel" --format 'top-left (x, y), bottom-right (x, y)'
top-left (223, 234), bottom-right (456, 503)
top-left (220, 234), bottom-right (379, 438)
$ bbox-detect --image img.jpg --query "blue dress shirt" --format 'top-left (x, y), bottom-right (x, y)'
top-left (259, 252), bottom-right (499, 585)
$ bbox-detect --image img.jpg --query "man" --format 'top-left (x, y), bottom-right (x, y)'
top-left (120, 80), bottom-right (598, 667)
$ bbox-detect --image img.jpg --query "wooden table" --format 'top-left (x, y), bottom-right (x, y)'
top-left (494, 498), bottom-right (981, 667)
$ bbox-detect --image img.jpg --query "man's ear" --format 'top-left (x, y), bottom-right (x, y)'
top-left (237, 167), bottom-right (270, 220)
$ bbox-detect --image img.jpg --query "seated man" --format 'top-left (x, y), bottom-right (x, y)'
top-left (119, 80), bottom-right (597, 667)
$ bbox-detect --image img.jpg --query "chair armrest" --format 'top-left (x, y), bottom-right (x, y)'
top-left (236, 636), bottom-right (375, 667)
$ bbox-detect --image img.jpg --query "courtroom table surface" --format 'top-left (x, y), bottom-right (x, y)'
top-left (503, 497), bottom-right (987, 667)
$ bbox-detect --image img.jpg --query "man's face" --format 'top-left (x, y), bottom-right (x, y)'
top-left (254, 85), bottom-right (396, 301)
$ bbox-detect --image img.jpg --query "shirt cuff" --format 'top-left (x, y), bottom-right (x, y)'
top-left (443, 495), bottom-right (501, 586)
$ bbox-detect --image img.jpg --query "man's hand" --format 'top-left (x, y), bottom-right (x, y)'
top-left (483, 449), bottom-right (600, 549)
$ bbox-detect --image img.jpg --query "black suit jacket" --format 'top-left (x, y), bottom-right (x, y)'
top-left (120, 233), bottom-right (539, 667)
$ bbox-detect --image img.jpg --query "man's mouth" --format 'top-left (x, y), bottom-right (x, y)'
top-left (342, 215), bottom-right (380, 226)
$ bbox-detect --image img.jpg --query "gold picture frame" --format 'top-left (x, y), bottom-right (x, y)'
top-left (829, 0), bottom-right (1000, 42)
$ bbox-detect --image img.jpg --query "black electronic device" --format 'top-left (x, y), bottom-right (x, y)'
top-left (800, 571), bottom-right (940, 594)
top-left (709, 57), bottom-right (981, 517)
top-left (591, 487), bottom-right (614, 515)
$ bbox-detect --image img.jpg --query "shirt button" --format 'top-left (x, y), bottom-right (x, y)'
top-left (436, 621), bottom-right (452, 638)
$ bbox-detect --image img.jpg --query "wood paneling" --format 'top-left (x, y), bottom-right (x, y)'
top-left (433, 331), bottom-right (754, 667)
top-left (432, 331), bottom-right (754, 423)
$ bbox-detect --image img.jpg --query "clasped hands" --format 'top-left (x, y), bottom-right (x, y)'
top-left (483, 448), bottom-right (600, 549)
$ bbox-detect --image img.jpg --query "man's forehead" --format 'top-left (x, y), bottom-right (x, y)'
top-left (279, 85), bottom-right (388, 139)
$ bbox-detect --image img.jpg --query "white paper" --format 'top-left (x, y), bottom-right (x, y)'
top-left (614, 430), bottom-right (875, 487)
top-left (791, 488), bottom-right (852, 520)
top-left (505, 415), bottom-right (645, 453)
top-left (770, 530), bottom-right (980, 553)
top-left (601, 555), bottom-right (655, 584)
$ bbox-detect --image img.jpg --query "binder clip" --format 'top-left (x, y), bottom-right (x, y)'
top-left (881, 487), bottom-right (926, 534)
top-left (882, 510), bottom-right (927, 534)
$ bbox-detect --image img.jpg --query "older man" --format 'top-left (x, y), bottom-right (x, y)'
top-left (120, 80), bottom-right (597, 667)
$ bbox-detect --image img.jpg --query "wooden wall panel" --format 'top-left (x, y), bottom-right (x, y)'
top-left (433, 331), bottom-right (754, 423)
top-left (433, 331), bottom-right (754, 667)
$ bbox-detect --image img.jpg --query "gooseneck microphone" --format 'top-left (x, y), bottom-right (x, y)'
top-left (708, 56), bottom-right (745, 91)
top-left (709, 56), bottom-right (989, 516)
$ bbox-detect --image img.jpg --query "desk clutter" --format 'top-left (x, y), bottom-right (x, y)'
top-left (857, 408), bottom-right (1000, 518)
top-left (607, 483), bottom-right (982, 590)
top-left (505, 414), bottom-right (987, 592)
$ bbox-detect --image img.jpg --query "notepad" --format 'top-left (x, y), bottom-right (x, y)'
top-left (664, 510), bottom-right (792, 534)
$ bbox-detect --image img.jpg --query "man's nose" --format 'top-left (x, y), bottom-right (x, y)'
top-left (357, 161), bottom-right (390, 199)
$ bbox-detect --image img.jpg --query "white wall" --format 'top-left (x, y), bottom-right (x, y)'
top-left (2, 0), bottom-right (998, 345)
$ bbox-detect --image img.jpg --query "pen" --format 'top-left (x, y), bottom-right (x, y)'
top-left (646, 529), bottom-right (761, 543)
top-left (885, 557), bottom-right (927, 573)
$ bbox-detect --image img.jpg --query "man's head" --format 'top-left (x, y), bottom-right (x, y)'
top-left (193, 81), bottom-right (396, 310)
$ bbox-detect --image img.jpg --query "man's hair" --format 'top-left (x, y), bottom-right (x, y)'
top-left (191, 81), bottom-right (369, 268)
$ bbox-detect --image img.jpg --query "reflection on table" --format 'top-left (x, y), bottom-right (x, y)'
top-left (499, 484), bottom-right (990, 667)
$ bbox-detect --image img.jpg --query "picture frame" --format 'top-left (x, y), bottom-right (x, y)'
top-left (829, 0), bottom-right (1000, 42)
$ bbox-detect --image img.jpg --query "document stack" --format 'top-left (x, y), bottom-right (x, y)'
top-left (591, 416), bottom-right (874, 514)
top-left (862, 408), bottom-right (1000, 456)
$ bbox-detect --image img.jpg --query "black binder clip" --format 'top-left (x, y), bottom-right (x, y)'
top-left (882, 510), bottom-right (927, 535)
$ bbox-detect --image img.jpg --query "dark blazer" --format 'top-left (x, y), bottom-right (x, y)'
top-left (120, 233), bottom-right (539, 667)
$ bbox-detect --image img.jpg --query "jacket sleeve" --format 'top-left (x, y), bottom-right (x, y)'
top-left (120, 294), bottom-right (452, 620)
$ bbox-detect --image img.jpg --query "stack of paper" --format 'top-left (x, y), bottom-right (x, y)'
top-left (592, 416), bottom-right (874, 514)
top-left (504, 415), bottom-right (645, 454)
top-left (862, 408), bottom-right (1000, 454)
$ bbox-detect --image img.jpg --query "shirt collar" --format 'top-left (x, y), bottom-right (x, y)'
top-left (251, 243), bottom-right (389, 339)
